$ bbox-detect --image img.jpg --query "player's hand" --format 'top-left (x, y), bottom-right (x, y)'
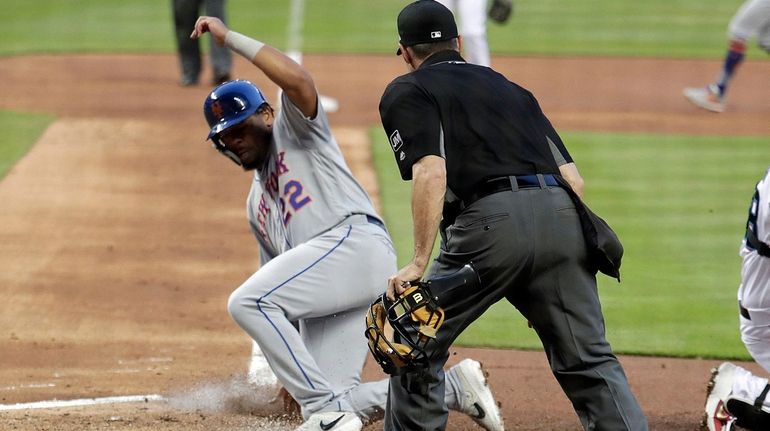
top-left (387, 262), bottom-right (425, 301)
top-left (190, 16), bottom-right (229, 46)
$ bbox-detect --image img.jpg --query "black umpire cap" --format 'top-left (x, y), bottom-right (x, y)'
top-left (396, 0), bottom-right (458, 55)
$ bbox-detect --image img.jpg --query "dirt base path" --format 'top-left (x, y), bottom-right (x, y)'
top-left (0, 54), bottom-right (768, 430)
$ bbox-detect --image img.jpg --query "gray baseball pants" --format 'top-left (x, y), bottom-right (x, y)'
top-left (227, 221), bottom-right (464, 421)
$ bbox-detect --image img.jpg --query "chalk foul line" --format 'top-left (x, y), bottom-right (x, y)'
top-left (0, 394), bottom-right (166, 411)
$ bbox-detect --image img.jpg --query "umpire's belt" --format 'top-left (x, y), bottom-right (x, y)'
top-left (462, 174), bottom-right (559, 208)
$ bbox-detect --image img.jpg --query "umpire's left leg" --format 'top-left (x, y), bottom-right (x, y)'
top-left (514, 187), bottom-right (648, 430)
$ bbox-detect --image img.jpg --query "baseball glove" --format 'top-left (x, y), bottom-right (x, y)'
top-left (365, 284), bottom-right (445, 375)
top-left (488, 0), bottom-right (513, 24)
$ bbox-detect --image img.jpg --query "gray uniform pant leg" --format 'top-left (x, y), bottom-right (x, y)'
top-left (203, 0), bottom-right (232, 77)
top-left (228, 224), bottom-right (395, 419)
top-left (172, 0), bottom-right (202, 82)
top-left (384, 186), bottom-right (647, 431)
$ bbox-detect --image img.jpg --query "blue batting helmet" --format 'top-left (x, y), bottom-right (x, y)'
top-left (203, 79), bottom-right (269, 141)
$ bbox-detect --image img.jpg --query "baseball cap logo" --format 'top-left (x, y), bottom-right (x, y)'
top-left (211, 101), bottom-right (225, 120)
top-left (431, 31), bottom-right (442, 39)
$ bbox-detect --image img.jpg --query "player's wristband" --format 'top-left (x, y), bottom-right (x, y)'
top-left (225, 31), bottom-right (265, 60)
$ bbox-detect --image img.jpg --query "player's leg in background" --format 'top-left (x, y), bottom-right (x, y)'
top-left (458, 0), bottom-right (491, 67)
top-left (172, 0), bottom-right (203, 86)
top-left (204, 0), bottom-right (232, 84)
top-left (757, 3), bottom-right (770, 54)
top-left (712, 0), bottom-right (765, 98)
top-left (681, 0), bottom-right (770, 112)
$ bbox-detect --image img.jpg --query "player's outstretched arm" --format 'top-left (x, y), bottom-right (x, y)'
top-left (191, 16), bottom-right (318, 118)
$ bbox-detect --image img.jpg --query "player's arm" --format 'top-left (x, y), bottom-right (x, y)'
top-left (190, 16), bottom-right (318, 118)
top-left (387, 155), bottom-right (446, 300)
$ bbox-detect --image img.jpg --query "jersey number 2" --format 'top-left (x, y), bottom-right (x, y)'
top-left (280, 180), bottom-right (312, 225)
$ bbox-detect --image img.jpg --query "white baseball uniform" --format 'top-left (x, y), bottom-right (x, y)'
top-left (738, 166), bottom-right (770, 371)
top-left (435, 0), bottom-right (491, 66)
top-left (721, 167), bottom-right (770, 415)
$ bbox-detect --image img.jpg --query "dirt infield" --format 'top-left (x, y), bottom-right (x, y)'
top-left (0, 53), bottom-right (768, 430)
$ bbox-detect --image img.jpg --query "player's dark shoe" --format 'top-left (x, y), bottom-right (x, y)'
top-left (179, 77), bottom-right (198, 87)
top-left (448, 359), bottom-right (505, 431)
top-left (295, 411), bottom-right (362, 431)
top-left (701, 362), bottom-right (737, 431)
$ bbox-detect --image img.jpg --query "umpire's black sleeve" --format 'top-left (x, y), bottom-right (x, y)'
top-left (379, 79), bottom-right (443, 181)
top-left (528, 91), bottom-right (573, 164)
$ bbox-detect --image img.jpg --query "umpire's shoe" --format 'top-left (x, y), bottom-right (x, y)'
top-left (449, 359), bottom-right (505, 431)
top-left (701, 362), bottom-right (737, 431)
top-left (295, 411), bottom-right (362, 431)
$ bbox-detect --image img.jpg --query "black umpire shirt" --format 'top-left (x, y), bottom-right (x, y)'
top-left (379, 50), bottom-right (573, 206)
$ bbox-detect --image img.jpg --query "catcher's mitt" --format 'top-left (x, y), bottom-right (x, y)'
top-left (488, 0), bottom-right (513, 24)
top-left (365, 283), bottom-right (445, 375)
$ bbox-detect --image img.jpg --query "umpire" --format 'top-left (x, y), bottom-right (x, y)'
top-left (378, 1), bottom-right (648, 430)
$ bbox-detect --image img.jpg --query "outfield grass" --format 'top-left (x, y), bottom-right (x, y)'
top-left (0, 111), bottom-right (54, 180)
top-left (2, 0), bottom-right (766, 59)
top-left (373, 129), bottom-right (767, 359)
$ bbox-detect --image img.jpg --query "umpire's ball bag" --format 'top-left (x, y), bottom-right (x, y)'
top-left (554, 175), bottom-right (624, 282)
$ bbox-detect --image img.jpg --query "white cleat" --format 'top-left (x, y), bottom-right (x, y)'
top-left (295, 411), bottom-right (363, 431)
top-left (701, 362), bottom-right (737, 431)
top-left (683, 84), bottom-right (725, 113)
top-left (449, 359), bottom-right (505, 431)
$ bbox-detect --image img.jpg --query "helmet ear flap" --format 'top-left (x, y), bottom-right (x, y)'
top-left (210, 137), bottom-right (243, 166)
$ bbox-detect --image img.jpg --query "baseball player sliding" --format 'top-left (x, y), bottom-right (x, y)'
top-left (190, 17), bottom-right (504, 431)
top-left (702, 166), bottom-right (770, 431)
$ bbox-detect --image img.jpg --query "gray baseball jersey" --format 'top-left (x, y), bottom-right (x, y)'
top-left (246, 92), bottom-right (381, 258)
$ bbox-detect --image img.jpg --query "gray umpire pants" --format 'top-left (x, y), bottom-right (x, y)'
top-left (171, 0), bottom-right (232, 82)
top-left (384, 181), bottom-right (648, 431)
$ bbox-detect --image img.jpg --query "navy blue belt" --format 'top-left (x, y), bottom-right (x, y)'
top-left (366, 214), bottom-right (386, 230)
top-left (463, 174), bottom-right (559, 208)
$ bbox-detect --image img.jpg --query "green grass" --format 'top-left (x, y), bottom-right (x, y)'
top-left (0, 111), bottom-right (55, 180)
top-left (1, 0), bottom-right (767, 58)
top-left (372, 129), bottom-right (768, 359)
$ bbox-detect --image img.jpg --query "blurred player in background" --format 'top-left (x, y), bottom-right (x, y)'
top-left (683, 0), bottom-right (770, 113)
top-left (434, 0), bottom-right (491, 66)
top-left (191, 15), bottom-right (503, 431)
top-left (702, 166), bottom-right (770, 431)
top-left (172, 0), bottom-right (232, 86)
